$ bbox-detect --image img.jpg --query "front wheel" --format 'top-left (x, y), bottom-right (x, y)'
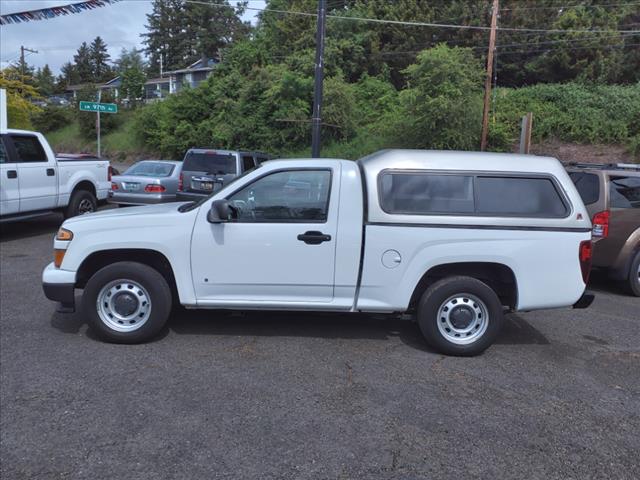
top-left (628, 251), bottom-right (640, 297)
top-left (82, 262), bottom-right (172, 343)
top-left (417, 276), bottom-right (504, 356)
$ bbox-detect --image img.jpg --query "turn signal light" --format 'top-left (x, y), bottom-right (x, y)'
top-left (56, 228), bottom-right (73, 241)
top-left (579, 240), bottom-right (593, 284)
top-left (144, 184), bottom-right (166, 193)
top-left (111, 182), bottom-right (119, 190)
top-left (592, 210), bottom-right (610, 238)
top-left (54, 249), bottom-right (66, 268)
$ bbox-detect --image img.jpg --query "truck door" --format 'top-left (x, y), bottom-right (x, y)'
top-left (190, 165), bottom-right (340, 304)
top-left (0, 136), bottom-right (20, 215)
top-left (7, 134), bottom-right (57, 212)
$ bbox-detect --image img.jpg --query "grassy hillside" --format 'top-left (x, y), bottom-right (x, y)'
top-left (46, 117), bottom-right (158, 164)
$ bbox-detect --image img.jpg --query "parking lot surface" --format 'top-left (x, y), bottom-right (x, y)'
top-left (1, 213), bottom-right (639, 479)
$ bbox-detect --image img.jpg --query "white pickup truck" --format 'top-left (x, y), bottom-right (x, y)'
top-left (0, 129), bottom-right (110, 221)
top-left (42, 150), bottom-right (595, 356)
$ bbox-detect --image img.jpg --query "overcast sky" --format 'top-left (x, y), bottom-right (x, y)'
top-left (0, 0), bottom-right (264, 74)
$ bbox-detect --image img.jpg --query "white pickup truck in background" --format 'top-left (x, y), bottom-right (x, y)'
top-left (0, 129), bottom-right (110, 222)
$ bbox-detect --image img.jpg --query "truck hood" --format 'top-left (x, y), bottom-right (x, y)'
top-left (63, 202), bottom-right (190, 227)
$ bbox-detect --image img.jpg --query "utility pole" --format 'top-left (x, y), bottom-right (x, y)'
top-left (20, 46), bottom-right (38, 86)
top-left (311, 0), bottom-right (327, 158)
top-left (480, 0), bottom-right (499, 151)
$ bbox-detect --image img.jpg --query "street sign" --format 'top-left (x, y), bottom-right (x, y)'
top-left (79, 101), bottom-right (118, 113)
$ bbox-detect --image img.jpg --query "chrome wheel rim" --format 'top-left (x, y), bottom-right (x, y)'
top-left (97, 279), bottom-right (151, 332)
top-left (437, 293), bottom-right (489, 345)
top-left (78, 198), bottom-right (95, 214)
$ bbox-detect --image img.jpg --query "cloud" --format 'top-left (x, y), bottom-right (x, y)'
top-left (1, 0), bottom-right (153, 74)
top-left (0, 0), bottom-right (264, 75)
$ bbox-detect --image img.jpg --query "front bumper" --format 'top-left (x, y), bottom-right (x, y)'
top-left (42, 262), bottom-right (76, 312)
top-left (573, 290), bottom-right (595, 309)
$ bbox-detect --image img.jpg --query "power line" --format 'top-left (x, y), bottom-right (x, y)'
top-left (393, 31), bottom-right (640, 53)
top-left (372, 40), bottom-right (639, 57)
top-left (183, 0), bottom-right (640, 34)
top-left (500, 2), bottom-right (640, 11)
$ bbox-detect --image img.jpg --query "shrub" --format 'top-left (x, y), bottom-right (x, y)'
top-left (391, 44), bottom-right (484, 150)
top-left (32, 106), bottom-right (74, 133)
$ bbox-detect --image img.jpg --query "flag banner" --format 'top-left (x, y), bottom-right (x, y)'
top-left (1, 0), bottom-right (123, 25)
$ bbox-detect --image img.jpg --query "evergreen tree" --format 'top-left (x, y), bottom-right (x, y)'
top-left (58, 61), bottom-right (80, 87)
top-left (142, 0), bottom-right (249, 76)
top-left (142, 0), bottom-right (190, 75)
top-left (90, 36), bottom-right (112, 81)
top-left (185, 0), bottom-right (250, 60)
top-left (74, 42), bottom-right (94, 83)
top-left (116, 48), bottom-right (147, 105)
top-left (12, 55), bottom-right (36, 86)
top-left (35, 64), bottom-right (56, 96)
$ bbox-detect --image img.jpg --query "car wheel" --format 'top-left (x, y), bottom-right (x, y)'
top-left (417, 276), bottom-right (504, 356)
top-left (65, 190), bottom-right (97, 218)
top-left (82, 261), bottom-right (172, 343)
top-left (628, 251), bottom-right (640, 297)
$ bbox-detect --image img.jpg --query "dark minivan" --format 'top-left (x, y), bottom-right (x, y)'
top-left (177, 148), bottom-right (271, 201)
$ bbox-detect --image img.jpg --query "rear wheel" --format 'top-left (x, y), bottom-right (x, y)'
top-left (417, 276), bottom-right (504, 356)
top-left (82, 261), bottom-right (172, 343)
top-left (628, 251), bottom-right (640, 297)
top-left (65, 189), bottom-right (97, 218)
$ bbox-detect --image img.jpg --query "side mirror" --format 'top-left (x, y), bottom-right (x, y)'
top-left (207, 199), bottom-right (233, 223)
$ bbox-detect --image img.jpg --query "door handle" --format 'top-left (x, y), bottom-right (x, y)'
top-left (46, 168), bottom-right (55, 176)
top-left (7, 170), bottom-right (17, 179)
top-left (297, 230), bottom-right (331, 245)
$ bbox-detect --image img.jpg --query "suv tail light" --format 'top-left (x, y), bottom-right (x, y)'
top-left (178, 173), bottom-right (183, 191)
top-left (592, 210), bottom-right (610, 238)
top-left (111, 182), bottom-right (118, 190)
top-left (108, 166), bottom-right (112, 182)
top-left (144, 184), bottom-right (166, 193)
top-left (579, 240), bottom-right (593, 284)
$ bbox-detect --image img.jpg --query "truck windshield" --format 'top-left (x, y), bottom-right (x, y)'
top-left (183, 152), bottom-right (237, 175)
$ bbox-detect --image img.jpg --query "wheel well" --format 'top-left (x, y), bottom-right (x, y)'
top-left (72, 180), bottom-right (96, 197)
top-left (409, 262), bottom-right (518, 311)
top-left (76, 249), bottom-right (178, 297)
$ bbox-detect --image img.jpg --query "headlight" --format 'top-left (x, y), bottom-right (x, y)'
top-left (56, 228), bottom-right (73, 241)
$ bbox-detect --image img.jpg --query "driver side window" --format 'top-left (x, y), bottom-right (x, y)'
top-left (228, 169), bottom-right (332, 222)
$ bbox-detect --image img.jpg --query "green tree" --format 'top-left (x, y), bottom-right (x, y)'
top-left (35, 64), bottom-right (56, 96)
top-left (90, 36), bottom-right (112, 81)
top-left (0, 68), bottom-right (42, 129)
top-left (74, 42), bottom-right (93, 83)
top-left (185, 0), bottom-right (250, 60)
top-left (116, 48), bottom-right (147, 105)
top-left (143, 0), bottom-right (250, 75)
top-left (58, 61), bottom-right (80, 88)
top-left (142, 0), bottom-right (189, 74)
top-left (393, 44), bottom-right (484, 150)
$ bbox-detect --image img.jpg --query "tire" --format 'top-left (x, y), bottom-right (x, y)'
top-left (65, 189), bottom-right (97, 218)
top-left (627, 251), bottom-right (640, 297)
top-left (82, 261), bottom-right (172, 343)
top-left (417, 276), bottom-right (504, 356)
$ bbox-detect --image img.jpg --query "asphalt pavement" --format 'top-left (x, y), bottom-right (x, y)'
top-left (1, 212), bottom-right (639, 480)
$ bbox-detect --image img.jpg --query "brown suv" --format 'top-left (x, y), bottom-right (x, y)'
top-left (566, 163), bottom-right (640, 296)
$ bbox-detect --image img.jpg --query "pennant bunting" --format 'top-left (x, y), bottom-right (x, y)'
top-left (0, 0), bottom-right (124, 26)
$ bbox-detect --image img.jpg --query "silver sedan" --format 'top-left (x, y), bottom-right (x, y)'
top-left (108, 160), bottom-right (182, 206)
